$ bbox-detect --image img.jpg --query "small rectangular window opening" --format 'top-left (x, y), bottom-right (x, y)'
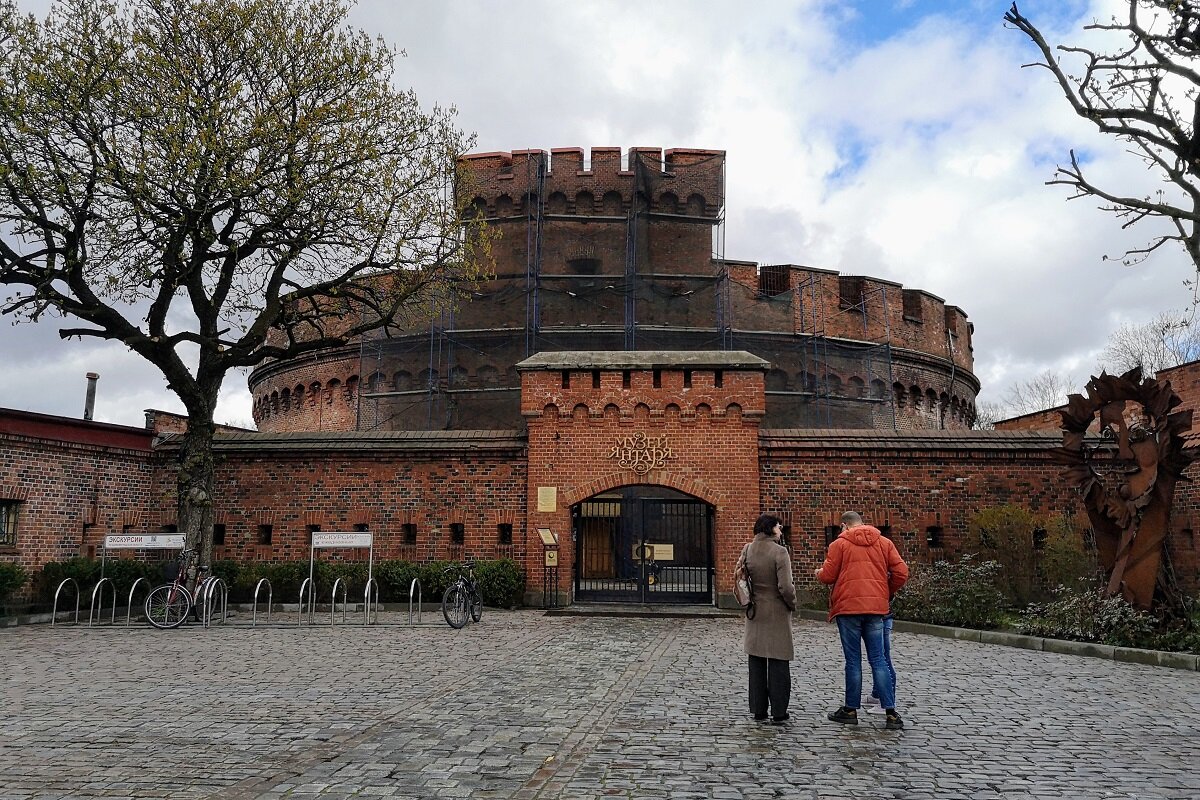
top-left (1032, 527), bottom-right (1047, 550)
top-left (257, 524), bottom-right (273, 546)
top-left (0, 500), bottom-right (18, 547)
top-left (592, 370), bottom-right (601, 389)
top-left (824, 524), bottom-right (840, 546)
top-left (653, 369), bottom-right (662, 388)
top-left (878, 524), bottom-right (892, 539)
top-left (683, 369), bottom-right (692, 388)
top-left (352, 522), bottom-right (369, 532)
top-left (622, 370), bottom-right (631, 389)
top-left (926, 526), bottom-right (943, 548)
top-left (561, 370), bottom-right (570, 389)
top-left (498, 523), bottom-right (513, 545)
top-left (450, 522), bottom-right (466, 545)
top-left (212, 524), bottom-right (226, 546)
top-left (714, 370), bottom-right (724, 388)
top-left (401, 522), bottom-right (418, 545)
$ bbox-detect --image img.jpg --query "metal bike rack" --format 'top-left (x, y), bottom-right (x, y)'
top-left (363, 578), bottom-right (380, 626)
top-left (252, 578), bottom-right (273, 626)
top-left (125, 577), bottom-right (149, 626)
top-left (200, 577), bottom-right (227, 628)
top-left (298, 577), bottom-right (316, 626)
top-left (407, 578), bottom-right (422, 625)
top-left (330, 578), bottom-right (348, 626)
top-left (52, 578), bottom-right (80, 627)
top-left (88, 578), bottom-right (116, 627)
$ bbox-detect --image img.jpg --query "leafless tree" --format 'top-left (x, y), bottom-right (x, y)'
top-left (1100, 309), bottom-right (1200, 373)
top-left (1005, 2), bottom-right (1200, 281)
top-left (0, 0), bottom-right (489, 568)
top-left (1001, 370), bottom-right (1080, 417)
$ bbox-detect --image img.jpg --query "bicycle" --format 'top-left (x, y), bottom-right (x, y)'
top-left (441, 561), bottom-right (483, 629)
top-left (144, 549), bottom-right (208, 629)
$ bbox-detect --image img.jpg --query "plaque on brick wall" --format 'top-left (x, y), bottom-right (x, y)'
top-left (537, 487), bottom-right (557, 512)
top-left (608, 433), bottom-right (673, 475)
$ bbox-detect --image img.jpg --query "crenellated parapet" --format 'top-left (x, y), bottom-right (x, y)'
top-left (459, 146), bottom-right (725, 219)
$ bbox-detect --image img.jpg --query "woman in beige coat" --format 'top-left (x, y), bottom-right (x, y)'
top-left (741, 513), bottom-right (797, 723)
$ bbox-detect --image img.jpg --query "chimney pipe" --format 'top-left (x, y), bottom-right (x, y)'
top-left (84, 372), bottom-right (99, 421)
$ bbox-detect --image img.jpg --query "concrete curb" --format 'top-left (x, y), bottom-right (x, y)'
top-left (794, 608), bottom-right (1200, 672)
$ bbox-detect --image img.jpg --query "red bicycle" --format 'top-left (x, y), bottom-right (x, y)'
top-left (144, 549), bottom-right (208, 629)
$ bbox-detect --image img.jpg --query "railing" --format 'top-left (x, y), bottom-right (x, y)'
top-left (125, 577), bottom-right (149, 626)
top-left (52, 578), bottom-right (80, 627)
top-left (252, 578), bottom-right (273, 626)
top-left (89, 577), bottom-right (116, 627)
top-left (364, 578), bottom-right (380, 626)
top-left (199, 577), bottom-right (227, 628)
top-left (298, 577), bottom-right (315, 626)
top-left (408, 578), bottom-right (422, 625)
top-left (330, 578), bottom-right (348, 626)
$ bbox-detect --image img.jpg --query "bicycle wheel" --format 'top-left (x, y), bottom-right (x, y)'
top-left (442, 584), bottom-right (469, 629)
top-left (144, 584), bottom-right (192, 629)
top-left (469, 590), bottom-right (482, 623)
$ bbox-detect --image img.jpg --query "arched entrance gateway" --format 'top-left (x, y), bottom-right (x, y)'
top-left (519, 350), bottom-right (767, 607)
top-left (574, 486), bottom-right (714, 603)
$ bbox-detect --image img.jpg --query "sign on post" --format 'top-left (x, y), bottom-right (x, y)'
top-left (311, 532), bottom-right (373, 548)
top-left (104, 534), bottom-right (186, 550)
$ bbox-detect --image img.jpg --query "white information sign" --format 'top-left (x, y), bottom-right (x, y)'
top-left (311, 532), bottom-right (373, 548)
top-left (104, 534), bottom-right (186, 550)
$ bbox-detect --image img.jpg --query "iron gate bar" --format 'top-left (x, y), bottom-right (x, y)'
top-left (574, 493), bottom-right (712, 604)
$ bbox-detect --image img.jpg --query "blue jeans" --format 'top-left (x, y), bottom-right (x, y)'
top-left (871, 614), bottom-right (897, 703)
top-left (836, 614), bottom-right (895, 710)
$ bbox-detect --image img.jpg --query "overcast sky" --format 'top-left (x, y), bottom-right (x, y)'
top-left (0, 0), bottom-right (1188, 428)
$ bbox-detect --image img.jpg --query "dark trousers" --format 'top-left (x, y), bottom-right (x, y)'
top-left (748, 655), bottom-right (791, 719)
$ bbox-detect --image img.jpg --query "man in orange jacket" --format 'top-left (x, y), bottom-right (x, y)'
top-left (815, 510), bottom-right (909, 730)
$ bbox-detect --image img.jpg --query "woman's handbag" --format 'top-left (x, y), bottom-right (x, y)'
top-left (733, 543), bottom-right (755, 618)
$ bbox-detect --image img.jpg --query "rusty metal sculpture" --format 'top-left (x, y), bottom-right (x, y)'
top-left (1053, 368), bottom-right (1193, 610)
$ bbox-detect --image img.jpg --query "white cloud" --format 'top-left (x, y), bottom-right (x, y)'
top-left (1, 0), bottom-right (1195, 423)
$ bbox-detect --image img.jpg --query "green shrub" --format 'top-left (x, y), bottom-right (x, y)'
top-left (1037, 518), bottom-right (1096, 592)
top-left (376, 560), bottom-right (422, 603)
top-left (0, 561), bottom-right (28, 605)
top-left (891, 554), bottom-right (1007, 629)
top-left (1018, 585), bottom-right (1157, 647)
top-left (474, 559), bottom-right (525, 608)
top-left (963, 506), bottom-right (1095, 605)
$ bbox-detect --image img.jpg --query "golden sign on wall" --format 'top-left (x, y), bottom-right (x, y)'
top-left (609, 432), bottom-right (673, 475)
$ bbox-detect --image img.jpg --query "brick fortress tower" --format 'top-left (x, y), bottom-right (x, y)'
top-left (249, 147), bottom-right (979, 433)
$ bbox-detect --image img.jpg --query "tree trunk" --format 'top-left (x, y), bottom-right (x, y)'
top-left (177, 414), bottom-right (217, 584)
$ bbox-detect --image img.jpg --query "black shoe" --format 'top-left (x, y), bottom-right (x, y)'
top-left (753, 714), bottom-right (768, 722)
top-left (771, 713), bottom-right (789, 725)
top-left (884, 709), bottom-right (904, 730)
top-left (827, 706), bottom-right (858, 725)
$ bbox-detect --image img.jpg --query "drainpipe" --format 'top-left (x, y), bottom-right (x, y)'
top-left (84, 373), bottom-right (99, 421)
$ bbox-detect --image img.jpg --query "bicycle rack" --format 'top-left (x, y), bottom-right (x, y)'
top-left (200, 577), bottom-right (227, 628)
top-left (298, 577), bottom-right (315, 626)
top-left (125, 577), bottom-right (149, 626)
top-left (52, 578), bottom-right (80, 627)
top-left (88, 578), bottom-right (116, 627)
top-left (252, 578), bottom-right (273, 626)
top-left (364, 578), bottom-right (380, 626)
top-left (407, 578), bottom-right (422, 625)
top-left (330, 578), bottom-right (348, 626)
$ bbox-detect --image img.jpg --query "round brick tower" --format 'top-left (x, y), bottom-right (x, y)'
top-left (248, 147), bottom-right (979, 433)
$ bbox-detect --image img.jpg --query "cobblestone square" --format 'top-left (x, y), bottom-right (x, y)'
top-left (1, 611), bottom-right (1198, 799)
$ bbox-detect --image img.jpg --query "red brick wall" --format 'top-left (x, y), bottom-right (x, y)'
top-left (149, 435), bottom-right (529, 570)
top-left (0, 422), bottom-right (155, 576)
top-left (521, 363), bottom-right (765, 603)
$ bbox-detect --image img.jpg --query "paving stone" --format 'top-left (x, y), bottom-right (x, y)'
top-left (0, 612), bottom-right (1197, 798)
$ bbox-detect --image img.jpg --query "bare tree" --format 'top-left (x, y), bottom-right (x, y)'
top-left (1100, 310), bottom-right (1200, 373)
top-left (1002, 370), bottom-right (1080, 417)
top-left (1005, 2), bottom-right (1200, 278)
top-left (0, 0), bottom-right (487, 569)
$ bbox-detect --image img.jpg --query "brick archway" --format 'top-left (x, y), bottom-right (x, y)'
top-left (562, 469), bottom-right (722, 507)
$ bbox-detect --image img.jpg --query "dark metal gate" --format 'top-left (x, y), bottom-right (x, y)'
top-left (573, 492), bottom-right (713, 604)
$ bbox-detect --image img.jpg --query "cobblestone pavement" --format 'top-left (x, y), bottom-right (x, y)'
top-left (2, 610), bottom-right (1199, 800)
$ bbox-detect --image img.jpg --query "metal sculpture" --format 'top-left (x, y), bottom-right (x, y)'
top-left (1053, 368), bottom-right (1193, 610)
